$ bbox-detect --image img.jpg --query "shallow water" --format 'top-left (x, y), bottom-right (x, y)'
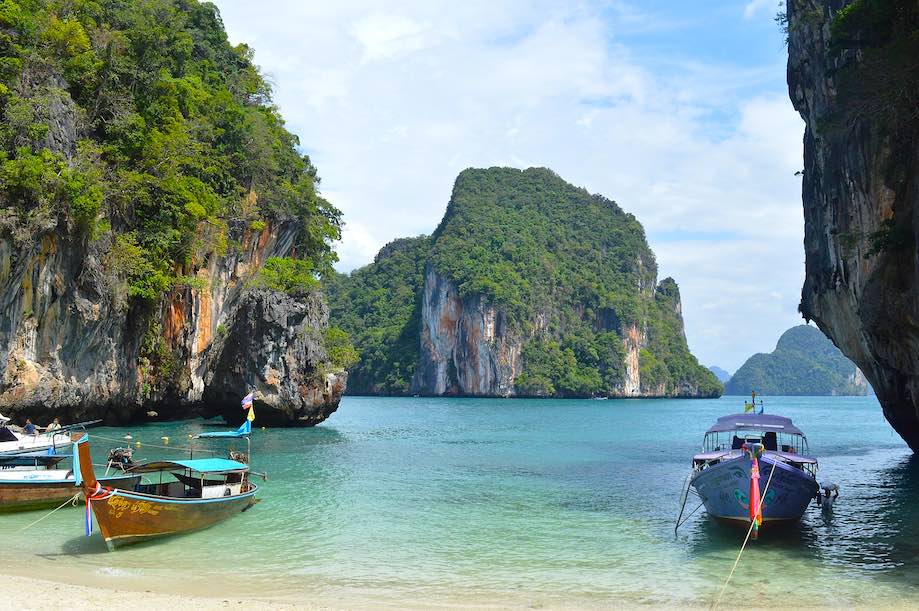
top-left (0, 395), bottom-right (916, 606)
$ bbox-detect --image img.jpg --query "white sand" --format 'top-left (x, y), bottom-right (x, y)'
top-left (0, 574), bottom-right (307, 610)
top-left (5, 571), bottom-right (919, 610)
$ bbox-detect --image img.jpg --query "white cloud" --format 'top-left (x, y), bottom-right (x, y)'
top-left (744, 0), bottom-right (775, 20)
top-left (212, 0), bottom-right (805, 371)
top-left (348, 13), bottom-right (432, 62)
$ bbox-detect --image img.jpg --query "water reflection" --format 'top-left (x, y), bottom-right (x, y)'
top-left (819, 455), bottom-right (919, 575)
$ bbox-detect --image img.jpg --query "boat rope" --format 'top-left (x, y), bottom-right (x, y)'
top-left (14, 493), bottom-right (80, 533)
top-left (710, 457), bottom-right (778, 610)
top-left (675, 499), bottom-right (706, 532)
top-left (89, 433), bottom-right (220, 457)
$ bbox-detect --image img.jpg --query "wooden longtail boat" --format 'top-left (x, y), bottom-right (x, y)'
top-left (0, 454), bottom-right (140, 513)
top-left (74, 433), bottom-right (258, 550)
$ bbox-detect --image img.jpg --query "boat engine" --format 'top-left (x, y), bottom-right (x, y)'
top-left (107, 447), bottom-right (136, 471)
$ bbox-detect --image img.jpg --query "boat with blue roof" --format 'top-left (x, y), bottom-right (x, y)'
top-left (74, 422), bottom-right (259, 550)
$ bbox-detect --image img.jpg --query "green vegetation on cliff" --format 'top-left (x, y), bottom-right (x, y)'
top-left (324, 236), bottom-right (430, 394)
top-left (0, 0), bottom-right (341, 301)
top-left (433, 168), bottom-right (719, 398)
top-left (328, 168), bottom-right (720, 398)
top-left (431, 168), bottom-right (653, 326)
top-left (725, 325), bottom-right (868, 396)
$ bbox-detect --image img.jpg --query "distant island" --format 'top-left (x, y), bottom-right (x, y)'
top-left (326, 167), bottom-right (721, 399)
top-left (725, 325), bottom-right (868, 396)
top-left (708, 366), bottom-right (731, 383)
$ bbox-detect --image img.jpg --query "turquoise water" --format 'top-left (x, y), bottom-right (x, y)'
top-left (0, 395), bottom-right (917, 606)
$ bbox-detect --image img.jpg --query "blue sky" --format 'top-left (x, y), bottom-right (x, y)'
top-left (211, 0), bottom-right (804, 372)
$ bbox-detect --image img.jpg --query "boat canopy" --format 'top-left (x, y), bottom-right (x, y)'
top-left (127, 458), bottom-right (248, 474)
top-left (705, 413), bottom-right (805, 437)
top-left (194, 431), bottom-right (248, 439)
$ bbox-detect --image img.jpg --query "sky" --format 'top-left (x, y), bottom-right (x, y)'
top-left (211, 0), bottom-right (805, 373)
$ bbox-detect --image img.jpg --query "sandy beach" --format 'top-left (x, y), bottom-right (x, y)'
top-left (0, 574), bottom-right (307, 610)
top-left (4, 570), bottom-right (919, 610)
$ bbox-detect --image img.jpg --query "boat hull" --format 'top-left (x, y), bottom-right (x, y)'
top-left (0, 474), bottom-right (141, 513)
top-left (88, 485), bottom-right (259, 550)
top-left (691, 455), bottom-right (817, 525)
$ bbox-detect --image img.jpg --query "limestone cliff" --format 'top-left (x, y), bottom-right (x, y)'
top-left (202, 289), bottom-right (347, 426)
top-left (392, 167), bottom-right (720, 398)
top-left (0, 218), bottom-right (344, 425)
top-left (412, 263), bottom-right (521, 396)
top-left (787, 1), bottom-right (919, 446)
top-left (325, 167), bottom-right (720, 398)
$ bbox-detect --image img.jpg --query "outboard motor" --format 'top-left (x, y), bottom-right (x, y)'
top-left (817, 482), bottom-right (840, 513)
top-left (107, 447), bottom-right (135, 471)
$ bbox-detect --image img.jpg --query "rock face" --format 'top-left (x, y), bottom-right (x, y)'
top-left (0, 219), bottom-right (344, 425)
top-left (412, 264), bottom-right (521, 396)
top-left (402, 167), bottom-right (721, 399)
top-left (202, 290), bottom-right (347, 426)
top-left (787, 1), bottom-right (919, 446)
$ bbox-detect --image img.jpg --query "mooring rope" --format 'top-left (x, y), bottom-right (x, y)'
top-left (675, 499), bottom-right (706, 531)
top-left (15, 493), bottom-right (80, 533)
top-left (710, 457), bottom-right (779, 610)
top-left (89, 433), bottom-right (220, 456)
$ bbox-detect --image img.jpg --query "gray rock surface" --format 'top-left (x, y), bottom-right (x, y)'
top-left (202, 289), bottom-right (347, 426)
top-left (412, 263), bottom-right (520, 396)
top-left (411, 263), bottom-right (713, 398)
top-left (0, 219), bottom-right (345, 426)
top-left (787, 0), bottom-right (919, 447)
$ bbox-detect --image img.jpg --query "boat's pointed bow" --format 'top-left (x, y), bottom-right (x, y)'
top-left (71, 433), bottom-right (97, 492)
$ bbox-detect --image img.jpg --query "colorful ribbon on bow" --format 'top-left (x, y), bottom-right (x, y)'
top-left (85, 482), bottom-right (114, 537)
top-left (743, 443), bottom-right (764, 539)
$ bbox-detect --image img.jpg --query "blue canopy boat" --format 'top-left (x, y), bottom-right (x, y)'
top-left (75, 422), bottom-right (260, 550)
top-left (677, 401), bottom-right (819, 537)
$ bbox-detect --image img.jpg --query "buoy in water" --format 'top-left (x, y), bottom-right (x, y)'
top-left (161, 436), bottom-right (170, 444)
top-left (135, 441), bottom-right (141, 448)
top-left (123, 434), bottom-right (133, 440)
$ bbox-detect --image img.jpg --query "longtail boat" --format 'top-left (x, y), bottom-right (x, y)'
top-left (0, 425), bottom-right (70, 456)
top-left (74, 430), bottom-right (258, 550)
top-left (0, 417), bottom-right (103, 456)
top-left (0, 453), bottom-right (140, 513)
top-left (676, 394), bottom-right (819, 538)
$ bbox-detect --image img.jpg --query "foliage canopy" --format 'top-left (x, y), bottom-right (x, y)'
top-left (0, 0), bottom-right (341, 301)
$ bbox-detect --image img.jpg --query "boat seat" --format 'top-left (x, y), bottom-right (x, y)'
top-left (763, 432), bottom-right (778, 451)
